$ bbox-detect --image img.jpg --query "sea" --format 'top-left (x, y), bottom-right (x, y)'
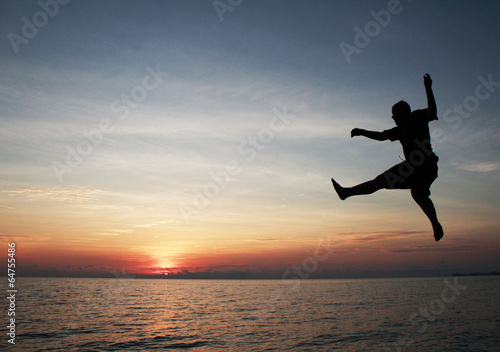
top-left (2, 276), bottom-right (499, 351)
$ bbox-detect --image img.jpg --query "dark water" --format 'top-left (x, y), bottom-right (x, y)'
top-left (2, 276), bottom-right (499, 351)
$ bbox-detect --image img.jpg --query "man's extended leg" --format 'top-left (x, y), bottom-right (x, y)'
top-left (411, 189), bottom-right (443, 242)
top-left (331, 177), bottom-right (385, 200)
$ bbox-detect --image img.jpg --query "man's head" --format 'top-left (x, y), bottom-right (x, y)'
top-left (392, 100), bottom-right (411, 125)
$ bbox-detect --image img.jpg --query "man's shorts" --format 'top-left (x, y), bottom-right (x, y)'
top-left (375, 155), bottom-right (439, 196)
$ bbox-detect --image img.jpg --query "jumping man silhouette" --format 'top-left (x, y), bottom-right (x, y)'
top-left (331, 74), bottom-right (444, 242)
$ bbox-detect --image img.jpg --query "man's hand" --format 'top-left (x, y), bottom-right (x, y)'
top-left (351, 128), bottom-right (363, 138)
top-left (424, 73), bottom-right (432, 89)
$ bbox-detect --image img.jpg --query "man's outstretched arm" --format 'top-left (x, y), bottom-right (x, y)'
top-left (351, 128), bottom-right (389, 141)
top-left (424, 73), bottom-right (437, 118)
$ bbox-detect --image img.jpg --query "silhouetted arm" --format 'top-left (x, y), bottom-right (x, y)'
top-left (424, 74), bottom-right (437, 118)
top-left (351, 128), bottom-right (389, 141)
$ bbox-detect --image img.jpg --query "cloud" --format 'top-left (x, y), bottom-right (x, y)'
top-left (1, 186), bottom-right (102, 203)
top-left (0, 234), bottom-right (51, 242)
top-left (452, 162), bottom-right (500, 172)
top-left (349, 231), bottom-right (425, 242)
top-left (387, 244), bottom-right (473, 253)
top-left (134, 220), bottom-right (173, 228)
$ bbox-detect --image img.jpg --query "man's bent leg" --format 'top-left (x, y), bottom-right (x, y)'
top-left (411, 189), bottom-right (443, 242)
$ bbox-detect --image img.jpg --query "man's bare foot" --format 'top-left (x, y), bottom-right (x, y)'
top-left (433, 223), bottom-right (444, 242)
top-left (331, 178), bottom-right (347, 200)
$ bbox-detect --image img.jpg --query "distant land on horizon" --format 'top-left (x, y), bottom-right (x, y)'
top-left (452, 271), bottom-right (500, 277)
top-left (13, 270), bottom-right (500, 280)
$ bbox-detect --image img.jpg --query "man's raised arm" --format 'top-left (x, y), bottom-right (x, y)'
top-left (424, 73), bottom-right (437, 118)
top-left (351, 128), bottom-right (389, 141)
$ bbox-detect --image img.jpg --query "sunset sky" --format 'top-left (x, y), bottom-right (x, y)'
top-left (1, 0), bottom-right (499, 278)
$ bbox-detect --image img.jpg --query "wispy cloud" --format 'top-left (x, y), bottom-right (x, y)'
top-left (0, 234), bottom-right (51, 242)
top-left (388, 245), bottom-right (473, 253)
top-left (134, 220), bottom-right (174, 228)
top-left (452, 162), bottom-right (500, 172)
top-left (2, 186), bottom-right (102, 202)
top-left (347, 231), bottom-right (425, 242)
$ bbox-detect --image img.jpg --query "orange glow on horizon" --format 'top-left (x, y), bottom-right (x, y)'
top-left (2, 227), bottom-right (500, 278)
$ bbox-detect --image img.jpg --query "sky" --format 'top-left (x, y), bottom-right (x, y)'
top-left (1, 0), bottom-right (499, 279)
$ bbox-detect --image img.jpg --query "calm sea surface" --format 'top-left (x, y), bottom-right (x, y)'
top-left (2, 276), bottom-right (499, 351)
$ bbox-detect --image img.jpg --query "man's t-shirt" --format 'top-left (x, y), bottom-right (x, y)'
top-left (383, 108), bottom-right (437, 161)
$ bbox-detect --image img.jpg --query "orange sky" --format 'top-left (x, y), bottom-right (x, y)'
top-left (1, 183), bottom-right (500, 278)
top-left (2, 209), bottom-right (499, 279)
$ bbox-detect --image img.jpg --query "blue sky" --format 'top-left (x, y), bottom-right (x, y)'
top-left (1, 0), bottom-right (499, 277)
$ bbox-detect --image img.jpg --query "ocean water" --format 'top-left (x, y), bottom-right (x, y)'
top-left (2, 276), bottom-right (499, 351)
